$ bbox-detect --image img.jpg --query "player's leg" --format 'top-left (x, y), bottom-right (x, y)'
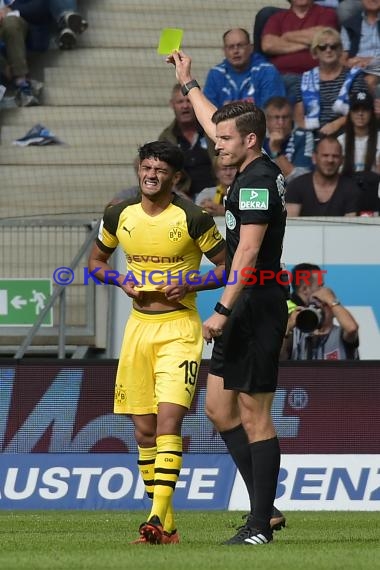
top-left (207, 322), bottom-right (285, 544)
top-left (113, 312), bottom-right (159, 544)
top-left (238, 390), bottom-right (280, 544)
top-left (139, 310), bottom-right (203, 544)
top-left (221, 286), bottom-right (287, 545)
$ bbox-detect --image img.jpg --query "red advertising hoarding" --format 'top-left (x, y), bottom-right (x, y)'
top-left (0, 361), bottom-right (379, 454)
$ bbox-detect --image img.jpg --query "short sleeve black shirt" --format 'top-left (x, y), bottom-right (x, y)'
top-left (224, 154), bottom-right (287, 278)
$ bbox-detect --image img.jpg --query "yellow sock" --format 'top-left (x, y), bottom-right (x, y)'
top-left (137, 445), bottom-right (157, 500)
top-left (149, 434), bottom-right (182, 525)
top-left (164, 498), bottom-right (175, 533)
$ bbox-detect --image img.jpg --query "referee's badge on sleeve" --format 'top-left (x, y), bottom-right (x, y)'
top-left (239, 188), bottom-right (269, 210)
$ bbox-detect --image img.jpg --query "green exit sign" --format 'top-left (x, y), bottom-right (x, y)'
top-left (0, 279), bottom-right (52, 326)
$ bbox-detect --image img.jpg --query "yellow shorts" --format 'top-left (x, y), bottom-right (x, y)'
top-left (114, 308), bottom-right (203, 415)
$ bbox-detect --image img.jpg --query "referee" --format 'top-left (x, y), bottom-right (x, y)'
top-left (168, 51), bottom-right (288, 546)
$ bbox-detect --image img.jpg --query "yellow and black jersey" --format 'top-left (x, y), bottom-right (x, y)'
top-left (96, 194), bottom-right (225, 310)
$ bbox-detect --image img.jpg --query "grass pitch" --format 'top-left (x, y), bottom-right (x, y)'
top-left (0, 511), bottom-right (378, 570)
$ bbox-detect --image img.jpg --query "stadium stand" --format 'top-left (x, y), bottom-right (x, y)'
top-left (0, 0), bottom-right (268, 356)
top-left (0, 0), bottom-right (259, 220)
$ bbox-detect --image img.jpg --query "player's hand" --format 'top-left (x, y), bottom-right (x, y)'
top-left (120, 280), bottom-right (143, 299)
top-left (202, 314), bottom-right (227, 343)
top-left (156, 283), bottom-right (189, 302)
top-left (166, 50), bottom-right (193, 86)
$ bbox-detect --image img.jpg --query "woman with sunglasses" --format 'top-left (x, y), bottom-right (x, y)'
top-left (294, 27), bottom-right (368, 138)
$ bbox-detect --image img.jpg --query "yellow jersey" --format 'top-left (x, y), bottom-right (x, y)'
top-left (96, 194), bottom-right (225, 311)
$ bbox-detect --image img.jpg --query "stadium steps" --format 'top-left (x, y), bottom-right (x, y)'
top-left (0, 0), bottom-right (261, 354)
top-left (0, 106), bottom-right (173, 127)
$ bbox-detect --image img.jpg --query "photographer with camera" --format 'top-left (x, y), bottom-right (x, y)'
top-left (281, 262), bottom-right (359, 360)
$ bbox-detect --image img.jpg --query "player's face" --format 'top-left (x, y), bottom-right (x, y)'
top-left (215, 119), bottom-right (254, 171)
top-left (138, 157), bottom-right (177, 199)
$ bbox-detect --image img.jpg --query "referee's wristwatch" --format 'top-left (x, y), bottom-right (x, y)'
top-left (181, 80), bottom-right (200, 96)
top-left (214, 302), bottom-right (232, 317)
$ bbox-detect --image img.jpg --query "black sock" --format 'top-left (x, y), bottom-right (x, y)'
top-left (219, 424), bottom-right (255, 513)
top-left (249, 436), bottom-right (280, 533)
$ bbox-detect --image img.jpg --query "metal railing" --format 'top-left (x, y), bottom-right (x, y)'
top-left (0, 218), bottom-right (101, 358)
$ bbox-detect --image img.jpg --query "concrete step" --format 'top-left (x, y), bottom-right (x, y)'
top-left (0, 106), bottom-right (172, 127)
top-left (1, 125), bottom-right (160, 147)
top-left (0, 146), bottom-right (139, 166)
top-left (46, 47), bottom-right (221, 69)
top-left (44, 66), bottom-right (211, 87)
top-left (88, 0), bottom-right (252, 11)
top-left (0, 164), bottom-right (134, 185)
top-left (80, 28), bottom-right (226, 49)
top-left (0, 183), bottom-right (121, 218)
top-left (87, 8), bottom-right (253, 31)
top-left (42, 85), bottom-right (175, 106)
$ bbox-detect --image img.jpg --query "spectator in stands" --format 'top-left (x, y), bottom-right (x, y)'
top-left (281, 262), bottom-right (359, 359)
top-left (338, 90), bottom-right (380, 215)
top-left (341, 0), bottom-right (380, 92)
top-left (261, 0), bottom-right (339, 102)
top-left (294, 27), bottom-right (368, 137)
top-left (195, 155), bottom-right (236, 216)
top-left (203, 28), bottom-right (286, 109)
top-left (13, 0), bottom-right (88, 50)
top-left (0, 0), bottom-right (39, 106)
top-left (285, 135), bottom-right (360, 215)
top-left (263, 95), bottom-right (314, 181)
top-left (339, 90), bottom-right (380, 171)
top-left (158, 83), bottom-right (216, 200)
top-left (337, 0), bottom-right (362, 24)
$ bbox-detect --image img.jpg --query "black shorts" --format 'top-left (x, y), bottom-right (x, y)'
top-left (209, 285), bottom-right (288, 393)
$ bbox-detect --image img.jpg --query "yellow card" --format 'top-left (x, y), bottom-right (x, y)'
top-left (157, 28), bottom-right (183, 55)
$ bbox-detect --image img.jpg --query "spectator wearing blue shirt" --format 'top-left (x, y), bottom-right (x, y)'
top-left (203, 28), bottom-right (286, 110)
top-left (263, 96), bottom-right (314, 182)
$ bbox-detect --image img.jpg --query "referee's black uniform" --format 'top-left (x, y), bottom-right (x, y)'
top-left (210, 154), bottom-right (288, 393)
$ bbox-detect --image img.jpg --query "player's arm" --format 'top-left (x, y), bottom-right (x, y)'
top-left (168, 50), bottom-right (217, 143)
top-left (162, 244), bottom-right (226, 302)
top-left (202, 223), bottom-right (267, 341)
top-left (88, 242), bottom-right (142, 299)
top-left (220, 223), bottom-right (266, 308)
top-left (189, 246), bottom-right (226, 293)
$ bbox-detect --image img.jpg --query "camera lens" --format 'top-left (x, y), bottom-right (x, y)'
top-left (296, 306), bottom-right (322, 333)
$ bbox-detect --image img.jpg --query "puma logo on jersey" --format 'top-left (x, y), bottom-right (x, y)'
top-left (123, 225), bottom-right (135, 237)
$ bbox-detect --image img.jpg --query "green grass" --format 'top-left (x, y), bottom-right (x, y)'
top-left (0, 511), bottom-right (379, 570)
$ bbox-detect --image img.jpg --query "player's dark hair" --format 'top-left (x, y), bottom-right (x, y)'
top-left (138, 141), bottom-right (185, 172)
top-left (212, 101), bottom-right (266, 147)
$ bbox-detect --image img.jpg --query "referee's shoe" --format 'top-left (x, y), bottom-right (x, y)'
top-left (223, 507), bottom-right (286, 545)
